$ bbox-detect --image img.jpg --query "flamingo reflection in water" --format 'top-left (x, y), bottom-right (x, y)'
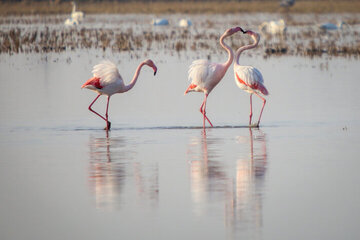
top-left (187, 128), bottom-right (267, 237)
top-left (88, 133), bottom-right (159, 210)
top-left (227, 128), bottom-right (267, 235)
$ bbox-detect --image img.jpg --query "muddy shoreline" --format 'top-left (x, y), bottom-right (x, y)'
top-left (1, 1), bottom-right (360, 16)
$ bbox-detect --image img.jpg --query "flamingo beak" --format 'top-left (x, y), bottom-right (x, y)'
top-left (234, 27), bottom-right (243, 33)
top-left (153, 67), bottom-right (157, 76)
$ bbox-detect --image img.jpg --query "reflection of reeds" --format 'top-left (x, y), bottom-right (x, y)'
top-left (175, 41), bottom-right (186, 52)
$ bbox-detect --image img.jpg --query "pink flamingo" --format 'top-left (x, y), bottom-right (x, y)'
top-left (81, 59), bottom-right (157, 130)
top-left (234, 29), bottom-right (268, 127)
top-left (184, 27), bottom-right (243, 128)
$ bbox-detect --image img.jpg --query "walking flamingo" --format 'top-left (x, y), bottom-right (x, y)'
top-left (81, 59), bottom-right (157, 130)
top-left (184, 27), bottom-right (243, 128)
top-left (234, 29), bottom-right (269, 127)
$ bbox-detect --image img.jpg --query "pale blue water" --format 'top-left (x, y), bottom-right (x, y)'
top-left (1, 13), bottom-right (360, 239)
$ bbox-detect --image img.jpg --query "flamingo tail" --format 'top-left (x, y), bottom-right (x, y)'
top-left (184, 83), bottom-right (197, 95)
top-left (81, 77), bottom-right (102, 89)
top-left (257, 83), bottom-right (269, 96)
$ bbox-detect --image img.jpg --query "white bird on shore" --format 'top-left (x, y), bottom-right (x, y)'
top-left (64, 17), bottom-right (79, 27)
top-left (319, 21), bottom-right (346, 31)
top-left (71, 1), bottom-right (84, 22)
top-left (151, 18), bottom-right (169, 26)
top-left (280, 0), bottom-right (295, 8)
top-left (259, 19), bottom-right (286, 35)
top-left (179, 19), bottom-right (192, 27)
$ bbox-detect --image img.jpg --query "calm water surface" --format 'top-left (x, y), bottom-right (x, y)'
top-left (1, 49), bottom-right (360, 239)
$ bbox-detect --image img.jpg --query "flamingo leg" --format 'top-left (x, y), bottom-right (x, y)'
top-left (105, 96), bottom-right (111, 131)
top-left (199, 94), bottom-right (213, 128)
top-left (88, 94), bottom-right (106, 121)
top-left (88, 94), bottom-right (111, 129)
top-left (254, 92), bottom-right (266, 126)
top-left (200, 100), bottom-right (206, 129)
top-left (249, 94), bottom-right (253, 126)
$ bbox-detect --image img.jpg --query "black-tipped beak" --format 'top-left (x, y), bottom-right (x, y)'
top-left (152, 66), bottom-right (157, 76)
top-left (240, 28), bottom-right (247, 34)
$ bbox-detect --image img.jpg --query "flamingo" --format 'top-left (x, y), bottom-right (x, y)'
top-left (81, 59), bottom-right (157, 130)
top-left (71, 1), bottom-right (84, 22)
top-left (184, 27), bottom-right (243, 128)
top-left (234, 29), bottom-right (269, 127)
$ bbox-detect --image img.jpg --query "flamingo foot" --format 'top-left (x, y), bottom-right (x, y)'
top-left (249, 122), bottom-right (259, 128)
top-left (207, 118), bottom-right (214, 127)
top-left (104, 121), bottom-right (111, 131)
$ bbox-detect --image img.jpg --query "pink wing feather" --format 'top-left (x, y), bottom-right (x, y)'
top-left (235, 65), bottom-right (268, 95)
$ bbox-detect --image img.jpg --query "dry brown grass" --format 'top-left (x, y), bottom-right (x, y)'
top-left (2, 24), bottom-right (360, 58)
top-left (1, 1), bottom-right (360, 15)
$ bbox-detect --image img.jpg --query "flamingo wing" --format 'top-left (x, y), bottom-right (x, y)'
top-left (235, 65), bottom-right (268, 95)
top-left (188, 59), bottom-right (217, 87)
top-left (92, 60), bottom-right (124, 87)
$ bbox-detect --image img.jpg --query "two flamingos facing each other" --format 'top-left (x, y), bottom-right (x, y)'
top-left (81, 59), bottom-right (157, 131)
top-left (184, 26), bottom-right (269, 128)
top-left (184, 27), bottom-right (243, 129)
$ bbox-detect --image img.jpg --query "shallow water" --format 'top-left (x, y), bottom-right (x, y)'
top-left (1, 19), bottom-right (360, 239)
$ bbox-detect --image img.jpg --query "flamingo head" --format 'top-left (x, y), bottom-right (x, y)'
top-left (241, 29), bottom-right (260, 41)
top-left (224, 27), bottom-right (244, 37)
top-left (144, 59), bottom-right (157, 76)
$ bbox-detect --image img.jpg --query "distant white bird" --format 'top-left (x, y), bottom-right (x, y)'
top-left (71, 1), bottom-right (84, 22)
top-left (280, 0), bottom-right (295, 8)
top-left (319, 21), bottom-right (346, 31)
top-left (64, 17), bottom-right (79, 27)
top-left (259, 19), bottom-right (286, 35)
top-left (151, 18), bottom-right (169, 26)
top-left (179, 19), bottom-right (192, 27)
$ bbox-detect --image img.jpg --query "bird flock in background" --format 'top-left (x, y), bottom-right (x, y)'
top-left (82, 26), bottom-right (268, 130)
top-left (64, 2), bottom-right (192, 28)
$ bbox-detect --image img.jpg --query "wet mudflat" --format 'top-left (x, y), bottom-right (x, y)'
top-left (1, 13), bottom-right (360, 240)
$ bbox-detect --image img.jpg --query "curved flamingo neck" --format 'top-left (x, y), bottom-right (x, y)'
top-left (235, 35), bottom-right (259, 66)
top-left (123, 62), bottom-right (146, 92)
top-left (219, 34), bottom-right (234, 70)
